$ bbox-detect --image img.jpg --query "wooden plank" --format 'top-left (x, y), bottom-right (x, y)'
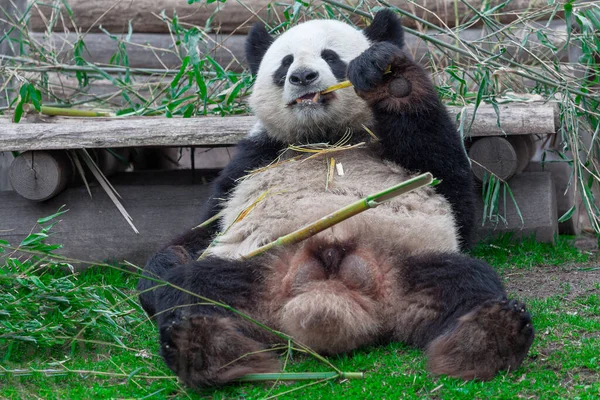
top-left (0, 115), bottom-right (255, 150)
top-left (29, 21), bottom-right (569, 72)
top-left (0, 171), bottom-right (213, 266)
top-left (0, 103), bottom-right (558, 151)
top-left (28, 0), bottom-right (550, 34)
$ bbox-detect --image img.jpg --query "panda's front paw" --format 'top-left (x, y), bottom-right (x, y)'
top-left (347, 42), bottom-right (400, 93)
top-left (348, 43), bottom-right (433, 113)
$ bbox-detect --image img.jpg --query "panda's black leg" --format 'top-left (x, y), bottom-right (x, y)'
top-left (142, 256), bottom-right (280, 387)
top-left (392, 252), bottom-right (534, 380)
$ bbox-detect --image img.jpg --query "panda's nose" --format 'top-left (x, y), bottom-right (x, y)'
top-left (289, 69), bottom-right (319, 86)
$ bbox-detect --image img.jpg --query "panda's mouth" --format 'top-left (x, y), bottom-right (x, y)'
top-left (288, 92), bottom-right (335, 107)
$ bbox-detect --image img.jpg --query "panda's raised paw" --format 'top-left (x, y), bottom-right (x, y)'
top-left (347, 42), bottom-right (412, 96)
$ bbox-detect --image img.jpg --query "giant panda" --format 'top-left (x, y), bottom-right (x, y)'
top-left (137, 10), bottom-right (534, 388)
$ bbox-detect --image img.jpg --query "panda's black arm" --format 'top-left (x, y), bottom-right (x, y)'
top-left (348, 43), bottom-right (475, 247)
top-left (167, 132), bottom-right (285, 255)
top-left (199, 132), bottom-right (285, 222)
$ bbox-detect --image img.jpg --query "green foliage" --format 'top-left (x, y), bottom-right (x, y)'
top-left (0, 210), bottom-right (144, 359)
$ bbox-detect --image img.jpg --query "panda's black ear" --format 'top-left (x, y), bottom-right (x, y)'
top-left (363, 9), bottom-right (404, 48)
top-left (245, 23), bottom-right (274, 75)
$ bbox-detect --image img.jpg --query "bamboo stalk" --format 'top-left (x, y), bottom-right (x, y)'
top-left (236, 371), bottom-right (365, 382)
top-left (24, 104), bottom-right (113, 117)
top-left (242, 173), bottom-right (433, 259)
top-left (322, 66), bottom-right (390, 94)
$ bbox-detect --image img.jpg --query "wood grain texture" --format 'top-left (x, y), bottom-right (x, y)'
top-left (28, 0), bottom-right (550, 34)
top-left (1, 0), bottom-right (26, 190)
top-left (0, 103), bottom-right (558, 151)
top-left (0, 104), bottom-right (557, 151)
top-left (469, 137), bottom-right (518, 182)
top-left (9, 151), bottom-right (73, 201)
top-left (29, 32), bottom-right (246, 70)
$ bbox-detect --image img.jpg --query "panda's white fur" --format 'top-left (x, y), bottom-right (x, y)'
top-left (210, 148), bottom-right (458, 260)
top-left (249, 20), bottom-right (374, 143)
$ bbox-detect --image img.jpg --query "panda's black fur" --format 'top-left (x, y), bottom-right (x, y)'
top-left (138, 10), bottom-right (534, 388)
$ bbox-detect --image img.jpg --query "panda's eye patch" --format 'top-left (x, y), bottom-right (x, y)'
top-left (281, 55), bottom-right (294, 66)
top-left (272, 54), bottom-right (294, 87)
top-left (321, 49), bottom-right (347, 81)
top-left (321, 49), bottom-right (339, 63)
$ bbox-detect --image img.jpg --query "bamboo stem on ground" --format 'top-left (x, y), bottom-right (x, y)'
top-left (236, 372), bottom-right (365, 382)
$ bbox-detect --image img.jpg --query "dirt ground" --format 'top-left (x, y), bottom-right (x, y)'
top-left (505, 262), bottom-right (600, 299)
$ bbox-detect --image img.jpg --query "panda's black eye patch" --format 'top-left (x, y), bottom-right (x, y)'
top-left (321, 49), bottom-right (346, 81)
top-left (272, 54), bottom-right (294, 87)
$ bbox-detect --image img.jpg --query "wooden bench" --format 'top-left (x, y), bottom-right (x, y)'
top-left (0, 102), bottom-right (572, 265)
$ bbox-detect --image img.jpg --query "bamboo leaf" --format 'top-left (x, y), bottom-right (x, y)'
top-left (558, 205), bottom-right (576, 223)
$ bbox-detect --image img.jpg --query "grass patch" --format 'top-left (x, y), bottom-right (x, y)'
top-left (2, 234), bottom-right (599, 399)
top-left (470, 235), bottom-right (592, 273)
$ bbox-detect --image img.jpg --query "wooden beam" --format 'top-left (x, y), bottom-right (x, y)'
top-left (0, 103), bottom-right (558, 151)
top-left (28, 21), bottom-right (568, 72)
top-left (28, 0), bottom-right (551, 34)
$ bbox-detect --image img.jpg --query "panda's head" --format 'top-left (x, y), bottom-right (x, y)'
top-left (246, 10), bottom-right (405, 143)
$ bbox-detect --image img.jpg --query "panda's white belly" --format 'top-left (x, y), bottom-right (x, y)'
top-left (209, 147), bottom-right (458, 259)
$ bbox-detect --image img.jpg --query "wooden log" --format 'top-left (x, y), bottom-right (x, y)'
top-left (1, 0), bottom-right (26, 106)
top-left (469, 135), bottom-right (534, 182)
top-left (9, 150), bottom-right (73, 201)
top-left (28, 21), bottom-right (568, 72)
top-left (526, 161), bottom-right (581, 235)
top-left (509, 135), bottom-right (534, 174)
top-left (0, 103), bottom-right (558, 152)
top-left (469, 137), bottom-right (518, 182)
top-left (28, 0), bottom-right (552, 34)
top-left (0, 153), bottom-right (14, 191)
top-left (0, 170), bottom-right (213, 266)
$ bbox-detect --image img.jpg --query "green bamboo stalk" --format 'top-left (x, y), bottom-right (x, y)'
top-left (236, 372), bottom-right (365, 382)
top-left (0, 55), bottom-right (217, 76)
top-left (25, 105), bottom-right (113, 117)
top-left (242, 173), bottom-right (433, 259)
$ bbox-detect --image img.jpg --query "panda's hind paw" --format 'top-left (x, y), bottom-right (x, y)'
top-left (159, 315), bottom-right (280, 387)
top-left (426, 298), bottom-right (535, 380)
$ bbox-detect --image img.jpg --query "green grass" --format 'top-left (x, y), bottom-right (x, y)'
top-left (471, 235), bottom-right (593, 273)
top-left (2, 236), bottom-right (599, 399)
